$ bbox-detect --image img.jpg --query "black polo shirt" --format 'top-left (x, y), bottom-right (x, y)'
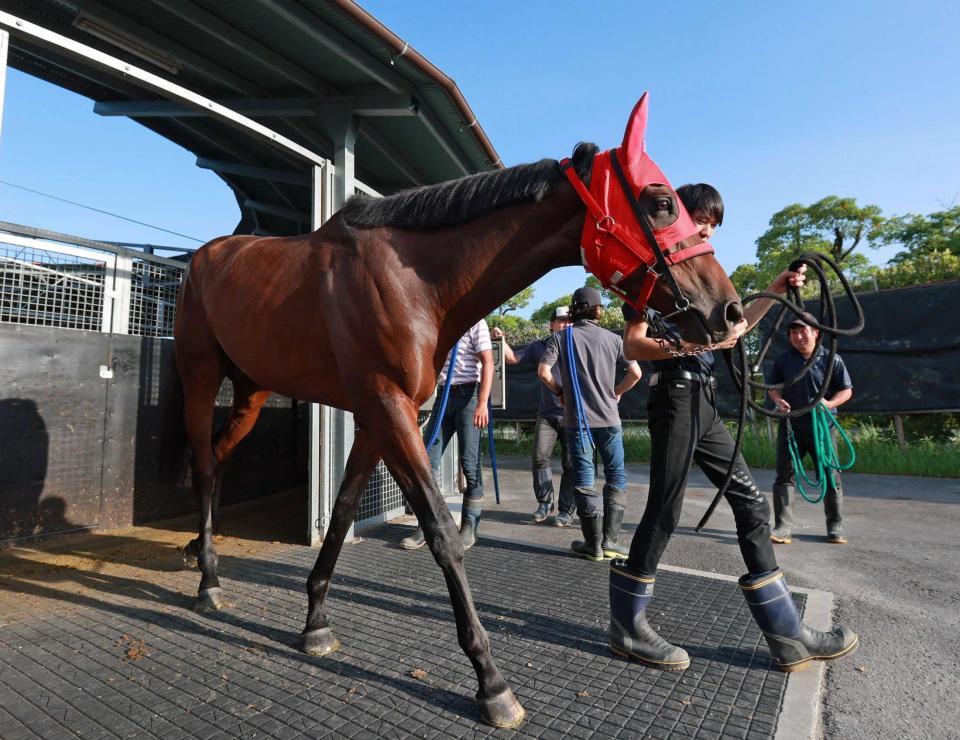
top-left (768, 345), bottom-right (852, 411)
top-left (516, 338), bottom-right (563, 420)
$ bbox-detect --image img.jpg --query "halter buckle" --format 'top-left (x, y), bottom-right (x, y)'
top-left (596, 215), bottom-right (615, 233)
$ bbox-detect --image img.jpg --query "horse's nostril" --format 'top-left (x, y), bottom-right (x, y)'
top-left (725, 301), bottom-right (744, 325)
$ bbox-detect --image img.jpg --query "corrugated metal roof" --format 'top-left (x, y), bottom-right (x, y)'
top-left (0, 0), bottom-right (500, 235)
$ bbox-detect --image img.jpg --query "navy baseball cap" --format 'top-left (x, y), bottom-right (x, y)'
top-left (787, 311), bottom-right (818, 330)
top-left (571, 286), bottom-right (603, 307)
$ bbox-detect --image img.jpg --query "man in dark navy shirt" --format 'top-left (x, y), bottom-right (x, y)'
top-left (768, 311), bottom-right (853, 544)
top-left (494, 306), bottom-right (576, 525)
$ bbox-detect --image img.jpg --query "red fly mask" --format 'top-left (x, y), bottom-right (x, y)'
top-left (561, 93), bottom-right (717, 323)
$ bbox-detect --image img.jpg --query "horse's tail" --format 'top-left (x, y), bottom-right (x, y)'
top-left (158, 348), bottom-right (188, 486)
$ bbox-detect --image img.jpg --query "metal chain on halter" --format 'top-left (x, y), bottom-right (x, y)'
top-left (694, 251), bottom-right (865, 531)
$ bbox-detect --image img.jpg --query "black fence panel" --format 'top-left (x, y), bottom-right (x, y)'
top-left (0, 325), bottom-right (109, 542)
top-left (494, 280), bottom-right (960, 420)
top-left (1, 325), bottom-right (305, 545)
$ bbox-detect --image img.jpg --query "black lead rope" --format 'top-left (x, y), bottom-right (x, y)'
top-left (695, 252), bottom-right (865, 532)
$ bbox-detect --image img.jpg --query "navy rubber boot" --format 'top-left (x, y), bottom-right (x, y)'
top-left (608, 560), bottom-right (690, 670)
top-left (740, 570), bottom-right (858, 672)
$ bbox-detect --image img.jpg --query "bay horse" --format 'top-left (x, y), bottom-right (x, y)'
top-left (160, 95), bottom-right (743, 727)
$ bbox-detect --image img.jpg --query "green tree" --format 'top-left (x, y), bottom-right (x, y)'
top-left (870, 249), bottom-right (960, 289)
top-left (530, 294), bottom-right (572, 324)
top-left (879, 206), bottom-right (960, 262)
top-left (495, 286), bottom-right (535, 317)
top-left (733, 197), bottom-right (885, 295)
top-left (486, 313), bottom-right (541, 344)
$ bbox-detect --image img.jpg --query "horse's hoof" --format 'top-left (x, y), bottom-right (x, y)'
top-left (477, 687), bottom-right (525, 729)
top-left (302, 627), bottom-right (341, 656)
top-left (194, 587), bottom-right (226, 613)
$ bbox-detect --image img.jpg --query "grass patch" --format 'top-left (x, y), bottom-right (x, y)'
top-left (491, 420), bottom-right (960, 478)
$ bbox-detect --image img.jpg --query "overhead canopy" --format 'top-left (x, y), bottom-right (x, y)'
top-left (1, 0), bottom-right (501, 235)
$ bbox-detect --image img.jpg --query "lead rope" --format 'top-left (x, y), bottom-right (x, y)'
top-left (565, 326), bottom-right (595, 450)
top-left (426, 339), bottom-right (502, 505)
top-left (487, 397), bottom-right (501, 504)
top-left (425, 340), bottom-right (459, 450)
top-left (695, 251), bottom-right (864, 531)
top-left (787, 402), bottom-right (856, 503)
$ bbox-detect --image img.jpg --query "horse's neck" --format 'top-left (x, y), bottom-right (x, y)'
top-left (429, 186), bottom-right (584, 325)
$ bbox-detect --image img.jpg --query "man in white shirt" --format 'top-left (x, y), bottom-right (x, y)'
top-left (401, 319), bottom-right (494, 551)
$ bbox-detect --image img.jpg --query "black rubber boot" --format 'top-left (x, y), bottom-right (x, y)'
top-left (608, 560), bottom-right (690, 670)
top-left (601, 488), bottom-right (628, 559)
top-left (770, 483), bottom-right (794, 543)
top-left (740, 570), bottom-right (859, 672)
top-left (460, 500), bottom-right (482, 551)
top-left (570, 516), bottom-right (604, 561)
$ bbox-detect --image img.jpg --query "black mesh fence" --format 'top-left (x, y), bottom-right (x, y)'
top-left (495, 280), bottom-right (960, 420)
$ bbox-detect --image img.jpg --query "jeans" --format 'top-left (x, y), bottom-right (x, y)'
top-left (628, 378), bottom-right (778, 576)
top-left (565, 426), bottom-right (626, 518)
top-left (424, 383), bottom-right (483, 518)
top-left (532, 415), bottom-right (576, 515)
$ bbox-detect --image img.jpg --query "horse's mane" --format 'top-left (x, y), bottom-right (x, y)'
top-left (341, 142), bottom-right (598, 230)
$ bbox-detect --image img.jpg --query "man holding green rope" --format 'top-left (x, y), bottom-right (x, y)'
top-left (768, 311), bottom-right (854, 544)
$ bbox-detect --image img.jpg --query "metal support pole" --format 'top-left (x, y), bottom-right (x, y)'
top-left (0, 30), bottom-right (8, 144)
top-left (307, 114), bottom-right (357, 547)
top-left (893, 414), bottom-right (907, 451)
top-left (308, 163), bottom-right (330, 547)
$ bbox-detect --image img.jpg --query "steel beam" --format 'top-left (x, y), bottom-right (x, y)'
top-left (0, 30), bottom-right (8, 144)
top-left (196, 157), bottom-right (310, 187)
top-left (94, 95), bottom-right (418, 118)
top-left (254, 0), bottom-right (411, 95)
top-left (242, 198), bottom-right (309, 224)
top-left (144, 0), bottom-right (336, 96)
top-left (0, 10), bottom-right (326, 167)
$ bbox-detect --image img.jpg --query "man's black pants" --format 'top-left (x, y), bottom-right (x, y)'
top-left (628, 376), bottom-right (779, 576)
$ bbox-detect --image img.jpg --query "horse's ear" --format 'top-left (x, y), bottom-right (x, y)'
top-left (621, 93), bottom-right (649, 164)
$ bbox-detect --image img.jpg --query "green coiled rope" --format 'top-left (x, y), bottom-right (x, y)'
top-left (786, 401), bottom-right (856, 503)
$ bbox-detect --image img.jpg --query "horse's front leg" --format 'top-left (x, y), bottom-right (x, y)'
top-left (302, 429), bottom-right (379, 655)
top-left (373, 393), bottom-right (524, 729)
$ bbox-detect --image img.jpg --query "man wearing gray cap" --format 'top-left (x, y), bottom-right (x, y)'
top-left (494, 306), bottom-right (576, 525)
top-left (538, 286), bottom-right (642, 560)
top-left (767, 311), bottom-right (854, 544)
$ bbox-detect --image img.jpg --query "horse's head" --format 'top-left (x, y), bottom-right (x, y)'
top-left (563, 93), bottom-right (742, 345)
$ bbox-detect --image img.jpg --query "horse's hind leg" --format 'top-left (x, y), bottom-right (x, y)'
top-left (183, 372), bottom-right (270, 557)
top-left (370, 393), bottom-right (524, 729)
top-left (302, 428), bottom-right (379, 655)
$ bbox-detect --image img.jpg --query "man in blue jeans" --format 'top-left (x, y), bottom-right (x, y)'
top-left (401, 318), bottom-right (493, 551)
top-left (539, 286), bottom-right (642, 560)
top-left (493, 306), bottom-right (576, 526)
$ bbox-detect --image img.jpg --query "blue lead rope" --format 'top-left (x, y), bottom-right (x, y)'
top-left (565, 326), bottom-right (595, 450)
top-left (487, 397), bottom-right (501, 504)
top-left (425, 338), bottom-right (501, 504)
top-left (426, 340), bottom-right (459, 450)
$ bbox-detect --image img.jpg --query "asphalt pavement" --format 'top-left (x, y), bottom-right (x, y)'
top-left (458, 456), bottom-right (960, 739)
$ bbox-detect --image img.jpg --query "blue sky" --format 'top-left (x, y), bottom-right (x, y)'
top-left (1, 0), bottom-right (958, 317)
